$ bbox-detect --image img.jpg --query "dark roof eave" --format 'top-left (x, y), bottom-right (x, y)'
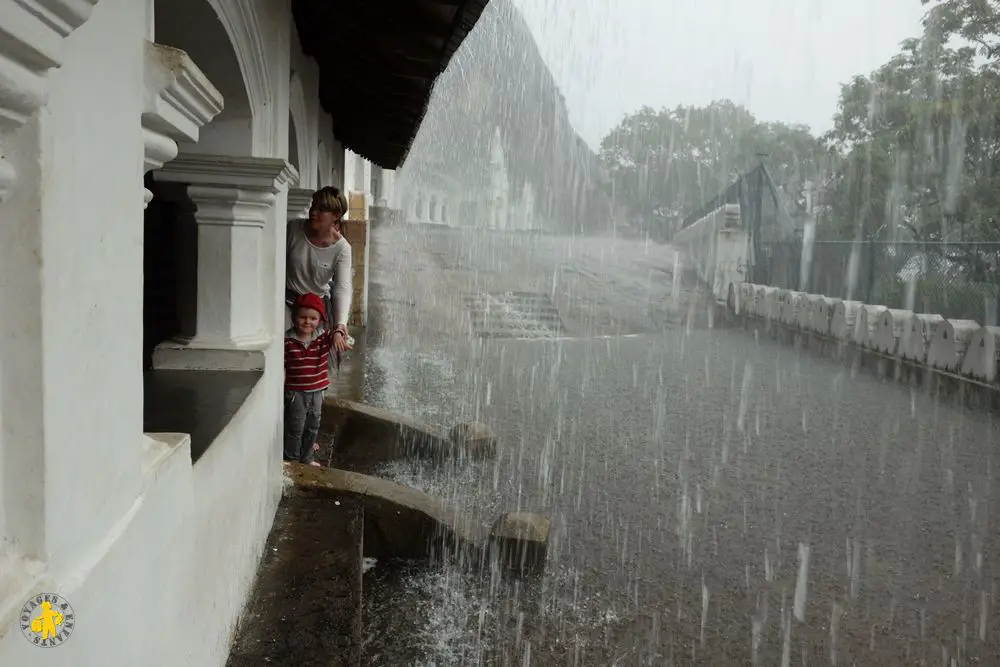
top-left (292, 0), bottom-right (492, 171)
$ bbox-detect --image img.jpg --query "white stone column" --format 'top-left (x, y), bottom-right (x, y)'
top-left (153, 154), bottom-right (297, 370)
top-left (0, 0), bottom-right (101, 563)
top-left (287, 187), bottom-right (313, 220)
top-left (379, 169), bottom-right (396, 208)
top-left (142, 42), bottom-right (223, 208)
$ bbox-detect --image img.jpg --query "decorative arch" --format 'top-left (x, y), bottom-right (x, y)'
top-left (155, 0), bottom-right (253, 155)
top-left (429, 195), bottom-right (439, 222)
top-left (287, 112), bottom-right (301, 185)
top-left (288, 71), bottom-right (315, 188)
top-left (441, 200), bottom-right (449, 224)
top-left (208, 0), bottom-right (275, 156)
top-left (317, 141), bottom-right (331, 187)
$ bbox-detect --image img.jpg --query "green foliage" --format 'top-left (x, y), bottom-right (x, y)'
top-left (874, 274), bottom-right (999, 322)
top-left (922, 0), bottom-right (1000, 64)
top-left (598, 101), bottom-right (831, 236)
top-left (821, 2), bottom-right (1000, 241)
top-left (601, 1), bottom-right (1000, 243)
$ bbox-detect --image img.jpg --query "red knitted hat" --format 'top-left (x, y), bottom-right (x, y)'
top-left (293, 293), bottom-right (326, 320)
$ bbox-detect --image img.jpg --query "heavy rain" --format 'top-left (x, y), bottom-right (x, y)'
top-left (350, 0), bottom-right (1000, 664)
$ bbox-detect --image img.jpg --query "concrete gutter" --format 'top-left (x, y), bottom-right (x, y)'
top-left (288, 464), bottom-right (489, 562)
top-left (320, 396), bottom-right (497, 466)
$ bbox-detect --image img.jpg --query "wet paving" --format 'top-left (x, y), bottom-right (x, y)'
top-left (349, 225), bottom-right (999, 665)
top-left (226, 487), bottom-right (363, 667)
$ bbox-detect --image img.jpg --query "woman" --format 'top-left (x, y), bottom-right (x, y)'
top-left (286, 186), bottom-right (352, 356)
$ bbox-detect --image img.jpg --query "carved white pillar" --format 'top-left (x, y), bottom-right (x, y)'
top-left (0, 0), bottom-right (101, 202)
top-left (379, 169), bottom-right (396, 208)
top-left (287, 187), bottom-right (313, 220)
top-left (153, 155), bottom-right (297, 369)
top-left (142, 42), bottom-right (223, 207)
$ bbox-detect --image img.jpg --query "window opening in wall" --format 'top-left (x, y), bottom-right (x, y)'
top-left (144, 0), bottom-right (263, 463)
top-left (143, 174), bottom-right (183, 371)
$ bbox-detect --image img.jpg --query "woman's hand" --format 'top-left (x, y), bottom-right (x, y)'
top-left (332, 326), bottom-right (351, 352)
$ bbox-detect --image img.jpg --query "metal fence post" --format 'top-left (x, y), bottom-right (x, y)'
top-left (865, 241), bottom-right (876, 304)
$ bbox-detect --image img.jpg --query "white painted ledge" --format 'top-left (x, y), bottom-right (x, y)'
top-left (153, 154), bottom-right (295, 357)
top-left (142, 41), bottom-right (224, 207)
top-left (158, 154), bottom-right (297, 191)
top-left (0, 0), bottom-right (101, 201)
top-left (141, 432), bottom-right (192, 479)
top-left (287, 187), bottom-right (313, 220)
top-left (152, 343), bottom-right (268, 371)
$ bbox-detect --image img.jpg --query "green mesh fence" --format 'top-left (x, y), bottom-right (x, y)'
top-left (757, 240), bottom-right (1000, 325)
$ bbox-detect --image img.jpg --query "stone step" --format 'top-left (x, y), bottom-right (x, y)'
top-left (464, 291), bottom-right (567, 338)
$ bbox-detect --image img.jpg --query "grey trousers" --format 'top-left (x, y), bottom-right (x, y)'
top-left (283, 389), bottom-right (324, 463)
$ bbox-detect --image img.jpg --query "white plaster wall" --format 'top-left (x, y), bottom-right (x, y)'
top-left (317, 137), bottom-right (333, 187)
top-left (289, 28), bottom-right (320, 191)
top-left (0, 0), bottom-right (287, 663)
top-left (0, 357), bottom-right (5, 547)
top-left (672, 204), bottom-right (746, 302)
top-left (0, 82), bottom-right (47, 559)
top-left (35, 0), bottom-right (146, 570)
top-left (344, 150), bottom-right (360, 192)
top-left (331, 138), bottom-right (345, 190)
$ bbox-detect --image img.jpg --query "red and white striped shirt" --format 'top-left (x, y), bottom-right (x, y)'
top-left (284, 329), bottom-right (333, 392)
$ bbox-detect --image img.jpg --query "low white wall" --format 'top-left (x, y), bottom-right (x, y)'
top-left (0, 0), bottom-right (285, 663)
top-left (0, 381), bottom-right (281, 665)
top-left (672, 204), bottom-right (747, 303)
top-left (734, 282), bottom-right (1000, 387)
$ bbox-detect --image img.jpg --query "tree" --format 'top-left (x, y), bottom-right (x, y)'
top-left (599, 101), bottom-right (829, 237)
top-left (921, 0), bottom-right (1000, 64)
top-left (820, 12), bottom-right (1000, 241)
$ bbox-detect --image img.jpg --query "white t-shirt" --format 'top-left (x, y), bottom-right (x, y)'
top-left (286, 219), bottom-right (352, 326)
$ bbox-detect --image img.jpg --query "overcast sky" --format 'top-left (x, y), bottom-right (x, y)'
top-left (511, 0), bottom-right (929, 148)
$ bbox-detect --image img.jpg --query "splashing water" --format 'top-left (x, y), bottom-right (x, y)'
top-left (350, 0), bottom-right (1000, 663)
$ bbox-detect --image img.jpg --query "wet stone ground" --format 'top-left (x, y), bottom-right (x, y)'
top-left (350, 225), bottom-right (1000, 666)
top-left (225, 481), bottom-right (363, 666)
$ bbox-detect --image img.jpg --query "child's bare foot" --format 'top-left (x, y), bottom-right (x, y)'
top-left (308, 461), bottom-right (322, 468)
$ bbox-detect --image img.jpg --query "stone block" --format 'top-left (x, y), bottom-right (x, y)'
top-left (900, 313), bottom-right (943, 362)
top-left (780, 291), bottom-right (804, 325)
top-left (812, 297), bottom-right (839, 335)
top-left (927, 319), bottom-right (980, 372)
top-left (959, 325), bottom-right (1000, 383)
top-left (488, 512), bottom-right (550, 575)
top-left (855, 305), bottom-right (887, 349)
top-left (448, 421), bottom-right (498, 459)
top-left (872, 308), bottom-right (912, 355)
top-left (830, 300), bottom-right (861, 341)
top-left (763, 287), bottom-right (781, 320)
top-left (727, 283), bottom-right (740, 315)
top-left (348, 191), bottom-right (366, 220)
top-left (750, 285), bottom-right (766, 317)
top-left (798, 295), bottom-right (820, 330)
top-left (736, 282), bottom-right (754, 315)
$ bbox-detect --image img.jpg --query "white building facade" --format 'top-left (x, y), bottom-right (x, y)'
top-left (0, 0), bottom-right (441, 663)
top-left (397, 125), bottom-right (540, 230)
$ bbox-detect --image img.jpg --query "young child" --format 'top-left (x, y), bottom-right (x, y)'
top-left (284, 293), bottom-right (346, 466)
